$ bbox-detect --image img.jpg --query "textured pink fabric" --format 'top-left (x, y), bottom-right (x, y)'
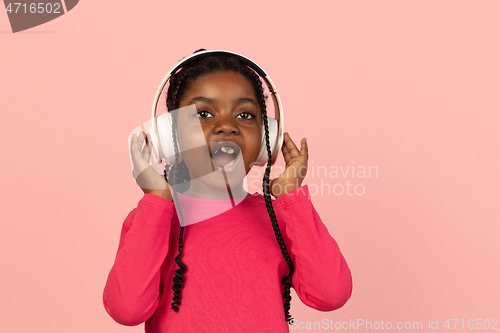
top-left (103, 185), bottom-right (352, 333)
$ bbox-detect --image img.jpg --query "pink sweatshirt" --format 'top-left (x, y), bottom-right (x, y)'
top-left (103, 185), bottom-right (352, 333)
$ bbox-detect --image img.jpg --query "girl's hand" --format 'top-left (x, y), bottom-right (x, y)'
top-left (130, 131), bottom-right (172, 201)
top-left (269, 132), bottom-right (308, 198)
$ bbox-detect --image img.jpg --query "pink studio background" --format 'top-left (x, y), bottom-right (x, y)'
top-left (1, 1), bottom-right (499, 332)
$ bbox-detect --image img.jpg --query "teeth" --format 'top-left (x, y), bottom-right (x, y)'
top-left (220, 146), bottom-right (235, 154)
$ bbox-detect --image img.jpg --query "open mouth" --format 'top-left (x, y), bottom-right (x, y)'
top-left (209, 141), bottom-right (241, 169)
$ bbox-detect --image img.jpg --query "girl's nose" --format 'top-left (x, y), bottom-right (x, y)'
top-left (212, 114), bottom-right (239, 135)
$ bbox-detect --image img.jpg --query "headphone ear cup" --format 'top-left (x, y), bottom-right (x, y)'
top-left (148, 112), bottom-right (182, 165)
top-left (254, 117), bottom-right (279, 166)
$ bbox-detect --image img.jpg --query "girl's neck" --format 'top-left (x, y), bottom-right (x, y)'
top-left (179, 179), bottom-right (251, 199)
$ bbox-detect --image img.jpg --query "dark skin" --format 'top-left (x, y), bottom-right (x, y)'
top-left (131, 71), bottom-right (308, 200)
top-left (177, 71), bottom-right (263, 199)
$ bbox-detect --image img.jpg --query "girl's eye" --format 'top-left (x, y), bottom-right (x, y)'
top-left (236, 112), bottom-right (254, 120)
top-left (196, 111), bottom-right (213, 118)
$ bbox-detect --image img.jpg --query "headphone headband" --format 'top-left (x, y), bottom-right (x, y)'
top-left (151, 49), bottom-right (284, 166)
top-left (169, 50), bottom-right (268, 77)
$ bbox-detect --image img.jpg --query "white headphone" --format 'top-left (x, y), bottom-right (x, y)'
top-left (149, 50), bottom-right (284, 167)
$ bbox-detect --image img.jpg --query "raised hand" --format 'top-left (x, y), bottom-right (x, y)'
top-left (130, 131), bottom-right (172, 201)
top-left (269, 132), bottom-right (308, 198)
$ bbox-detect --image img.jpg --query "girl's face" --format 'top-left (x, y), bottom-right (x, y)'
top-left (176, 71), bottom-right (263, 194)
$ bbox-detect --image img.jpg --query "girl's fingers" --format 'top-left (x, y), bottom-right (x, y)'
top-left (142, 141), bottom-right (151, 161)
top-left (300, 138), bottom-right (308, 158)
top-left (281, 133), bottom-right (308, 165)
top-left (281, 140), bottom-right (291, 163)
top-left (137, 131), bottom-right (145, 148)
top-left (145, 134), bottom-right (153, 154)
top-left (131, 132), bottom-right (149, 162)
top-left (284, 132), bottom-right (300, 159)
top-left (140, 132), bottom-right (152, 161)
top-left (130, 134), bottom-right (140, 158)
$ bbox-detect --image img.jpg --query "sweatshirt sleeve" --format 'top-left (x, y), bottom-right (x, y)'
top-left (102, 194), bottom-right (174, 326)
top-left (274, 185), bottom-right (353, 311)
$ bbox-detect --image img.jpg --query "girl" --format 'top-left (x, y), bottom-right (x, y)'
top-left (103, 50), bottom-right (352, 333)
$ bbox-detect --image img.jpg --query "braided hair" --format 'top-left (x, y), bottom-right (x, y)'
top-left (164, 49), bottom-right (295, 324)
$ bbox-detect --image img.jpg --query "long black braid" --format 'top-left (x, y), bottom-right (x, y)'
top-left (164, 49), bottom-right (295, 324)
top-left (166, 109), bottom-right (188, 311)
top-left (259, 81), bottom-right (295, 325)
